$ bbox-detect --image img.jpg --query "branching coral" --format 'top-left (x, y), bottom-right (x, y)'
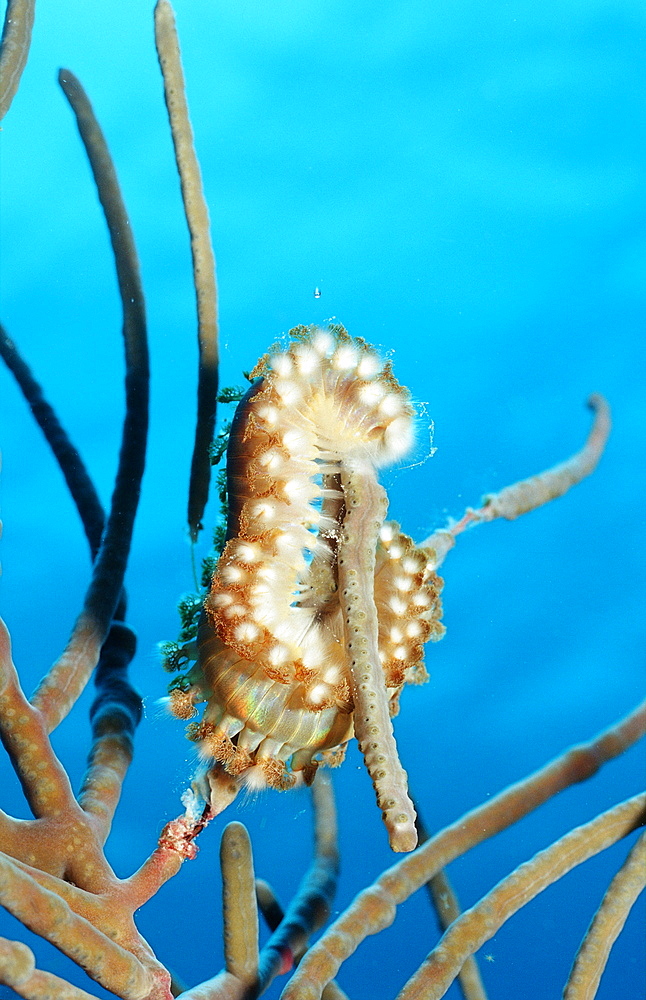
top-left (0, 2), bottom-right (643, 999)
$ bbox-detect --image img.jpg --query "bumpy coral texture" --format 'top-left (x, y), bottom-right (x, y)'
top-left (170, 326), bottom-right (444, 794)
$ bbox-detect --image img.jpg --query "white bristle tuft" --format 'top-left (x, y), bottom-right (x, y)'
top-left (272, 354), bottom-right (292, 377)
top-left (333, 345), bottom-right (358, 370)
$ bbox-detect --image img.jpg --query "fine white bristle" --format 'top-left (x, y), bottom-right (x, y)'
top-left (383, 416), bottom-right (414, 459)
top-left (236, 543), bottom-right (260, 563)
top-left (357, 354), bottom-right (381, 379)
top-left (308, 682), bottom-right (332, 705)
top-left (276, 380), bottom-right (303, 406)
top-left (272, 354), bottom-right (292, 377)
top-left (268, 643), bottom-right (290, 666)
top-left (313, 331), bottom-right (334, 355)
top-left (359, 382), bottom-right (387, 406)
top-left (379, 393), bottom-right (403, 417)
top-left (380, 524), bottom-right (395, 543)
top-left (257, 404), bottom-right (279, 429)
top-left (221, 565), bottom-right (245, 584)
top-left (235, 622), bottom-right (260, 643)
top-left (294, 346), bottom-right (320, 375)
top-left (241, 765), bottom-right (270, 791)
top-left (389, 596), bottom-right (408, 616)
top-left (333, 345), bottom-right (358, 370)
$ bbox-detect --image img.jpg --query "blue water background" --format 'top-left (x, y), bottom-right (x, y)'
top-left (1, 1), bottom-right (644, 997)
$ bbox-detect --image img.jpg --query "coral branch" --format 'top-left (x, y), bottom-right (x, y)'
top-left (79, 622), bottom-right (142, 844)
top-left (255, 770), bottom-right (340, 991)
top-left (338, 462), bottom-right (417, 852)
top-left (255, 879), bottom-right (285, 931)
top-left (0, 328), bottom-right (142, 838)
top-left (563, 829), bottom-right (646, 999)
top-left (0, 936), bottom-right (100, 999)
top-left (0, 0), bottom-right (34, 120)
top-left (280, 699), bottom-right (646, 1000)
top-left (30, 69), bottom-right (149, 731)
top-left (420, 394), bottom-right (610, 566)
top-left (0, 619), bottom-right (77, 820)
top-left (0, 323), bottom-right (106, 558)
top-left (154, 0), bottom-right (219, 542)
top-left (220, 822), bottom-right (260, 985)
top-left (0, 936), bottom-right (34, 990)
top-left (176, 972), bottom-right (247, 1000)
top-left (420, 860), bottom-right (487, 1000)
top-left (414, 806), bottom-right (487, 1000)
top-left (398, 793), bottom-right (646, 999)
top-left (0, 855), bottom-right (152, 1000)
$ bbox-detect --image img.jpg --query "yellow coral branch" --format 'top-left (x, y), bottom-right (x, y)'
top-left (77, 731), bottom-right (133, 845)
top-left (423, 867), bottom-right (487, 1000)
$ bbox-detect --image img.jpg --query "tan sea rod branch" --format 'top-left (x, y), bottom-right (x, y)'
top-left (563, 829), bottom-right (646, 1000)
top-left (420, 393), bottom-right (610, 569)
top-left (221, 822), bottom-right (260, 987)
top-left (0, 326), bottom-right (143, 845)
top-left (397, 793), bottom-right (646, 999)
top-left (280, 698), bottom-right (646, 1000)
top-left (414, 812), bottom-right (487, 1000)
top-left (0, 855), bottom-right (152, 1000)
top-left (154, 0), bottom-right (220, 543)
top-left (30, 69), bottom-right (149, 733)
top-left (0, 620), bottom-right (78, 825)
top-left (338, 462), bottom-right (418, 853)
top-left (0, 936), bottom-right (99, 1000)
top-left (0, 0), bottom-right (35, 120)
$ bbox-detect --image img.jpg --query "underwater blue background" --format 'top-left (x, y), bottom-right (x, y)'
top-left (1, 1), bottom-right (644, 997)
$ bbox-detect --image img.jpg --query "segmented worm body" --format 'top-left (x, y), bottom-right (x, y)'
top-left (170, 325), bottom-right (444, 850)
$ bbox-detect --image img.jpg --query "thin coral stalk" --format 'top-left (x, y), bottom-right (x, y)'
top-left (256, 879), bottom-right (285, 932)
top-left (221, 822), bottom-right (260, 985)
top-left (0, 323), bottom-right (105, 558)
top-left (338, 462), bottom-right (418, 852)
top-left (397, 793), bottom-right (646, 999)
top-left (0, 326), bottom-right (142, 842)
top-left (280, 699), bottom-right (646, 1000)
top-left (414, 806), bottom-right (485, 999)
top-left (255, 770), bottom-right (340, 992)
top-left (30, 68), bottom-right (149, 732)
top-left (154, 0), bottom-right (220, 543)
top-left (421, 394), bottom-right (610, 569)
top-left (0, 937), bottom-right (99, 1000)
top-left (423, 867), bottom-right (487, 1000)
top-left (0, 0), bottom-right (34, 120)
top-left (0, 619), bottom-right (82, 824)
top-left (77, 621), bottom-right (142, 843)
top-left (563, 829), bottom-right (646, 1000)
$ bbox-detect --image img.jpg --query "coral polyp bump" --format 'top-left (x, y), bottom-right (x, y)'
top-left (168, 324), bottom-right (444, 851)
